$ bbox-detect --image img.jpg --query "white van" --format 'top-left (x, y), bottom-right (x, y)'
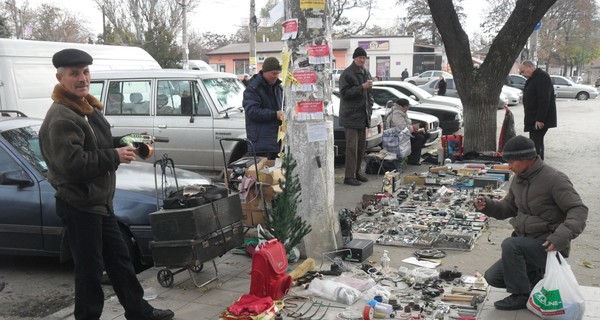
top-left (0, 39), bottom-right (161, 118)
top-left (187, 60), bottom-right (214, 71)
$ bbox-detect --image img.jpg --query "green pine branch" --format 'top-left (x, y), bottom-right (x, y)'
top-left (262, 150), bottom-right (312, 253)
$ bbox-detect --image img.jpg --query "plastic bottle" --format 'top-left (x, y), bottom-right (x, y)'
top-left (380, 250), bottom-right (391, 273)
top-left (368, 300), bottom-right (395, 318)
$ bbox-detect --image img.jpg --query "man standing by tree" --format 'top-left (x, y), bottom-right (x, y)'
top-left (519, 60), bottom-right (556, 160)
top-left (339, 47), bottom-right (374, 186)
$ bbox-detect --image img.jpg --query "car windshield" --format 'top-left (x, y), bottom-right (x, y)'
top-left (202, 77), bottom-right (246, 113)
top-left (1, 124), bottom-right (47, 175)
top-left (410, 85), bottom-right (433, 99)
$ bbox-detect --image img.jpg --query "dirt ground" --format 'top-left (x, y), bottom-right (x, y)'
top-left (0, 98), bottom-right (598, 318)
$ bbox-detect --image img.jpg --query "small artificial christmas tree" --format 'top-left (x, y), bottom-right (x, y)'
top-left (261, 150), bottom-right (312, 253)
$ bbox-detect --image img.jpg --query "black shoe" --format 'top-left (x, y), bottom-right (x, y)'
top-left (344, 178), bottom-right (362, 186)
top-left (147, 308), bottom-right (175, 320)
top-left (494, 293), bottom-right (529, 310)
top-left (407, 160), bottom-right (421, 166)
top-left (356, 174), bottom-right (369, 182)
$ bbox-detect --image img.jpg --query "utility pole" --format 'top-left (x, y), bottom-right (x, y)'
top-left (181, 0), bottom-right (189, 69)
top-left (282, 0), bottom-right (340, 258)
top-left (249, 0), bottom-right (258, 75)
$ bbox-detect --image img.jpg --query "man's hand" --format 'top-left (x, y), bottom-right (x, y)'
top-left (276, 110), bottom-right (284, 120)
top-left (362, 80), bottom-right (373, 89)
top-left (117, 146), bottom-right (136, 164)
top-left (474, 196), bottom-right (487, 211)
top-left (543, 241), bottom-right (557, 252)
top-left (535, 121), bottom-right (545, 130)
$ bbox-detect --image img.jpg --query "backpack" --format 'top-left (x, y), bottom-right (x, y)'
top-left (249, 239), bottom-right (291, 300)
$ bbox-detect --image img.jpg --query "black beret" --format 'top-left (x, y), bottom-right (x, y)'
top-left (353, 47), bottom-right (367, 58)
top-left (262, 57), bottom-right (282, 73)
top-left (52, 48), bottom-right (93, 68)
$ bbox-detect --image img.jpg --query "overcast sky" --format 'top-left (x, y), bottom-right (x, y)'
top-left (21, 0), bottom-right (486, 39)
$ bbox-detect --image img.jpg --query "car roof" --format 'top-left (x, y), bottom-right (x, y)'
top-left (0, 113), bottom-right (42, 131)
top-left (91, 69), bottom-right (239, 80)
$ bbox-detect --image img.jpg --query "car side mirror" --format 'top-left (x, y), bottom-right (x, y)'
top-left (0, 170), bottom-right (33, 187)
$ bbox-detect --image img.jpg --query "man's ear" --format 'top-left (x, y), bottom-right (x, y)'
top-left (55, 73), bottom-right (62, 82)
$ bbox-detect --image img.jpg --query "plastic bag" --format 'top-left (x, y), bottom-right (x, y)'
top-left (307, 278), bottom-right (361, 305)
top-left (527, 252), bottom-right (585, 320)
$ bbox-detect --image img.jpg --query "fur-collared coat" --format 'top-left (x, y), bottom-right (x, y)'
top-left (39, 84), bottom-right (122, 216)
top-left (479, 158), bottom-right (588, 257)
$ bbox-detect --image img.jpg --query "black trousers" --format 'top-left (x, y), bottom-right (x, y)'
top-left (484, 236), bottom-right (547, 295)
top-left (529, 128), bottom-right (548, 160)
top-left (56, 198), bottom-right (154, 320)
top-left (344, 127), bottom-right (366, 179)
top-left (409, 133), bottom-right (426, 163)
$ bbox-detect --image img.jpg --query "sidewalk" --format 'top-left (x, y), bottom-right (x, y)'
top-left (44, 162), bottom-right (600, 320)
top-left (44, 250), bottom-right (600, 320)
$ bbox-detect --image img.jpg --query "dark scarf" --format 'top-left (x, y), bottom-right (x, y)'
top-left (51, 84), bottom-right (104, 116)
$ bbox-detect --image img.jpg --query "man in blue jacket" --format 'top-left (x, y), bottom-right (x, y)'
top-left (243, 57), bottom-right (284, 160)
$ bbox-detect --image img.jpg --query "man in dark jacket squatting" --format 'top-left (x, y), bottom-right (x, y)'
top-left (474, 135), bottom-right (587, 311)
top-left (39, 49), bottom-right (174, 320)
top-left (243, 57), bottom-right (284, 160)
top-left (339, 47), bottom-right (374, 186)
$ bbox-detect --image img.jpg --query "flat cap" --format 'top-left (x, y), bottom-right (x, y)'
top-left (52, 48), bottom-right (93, 68)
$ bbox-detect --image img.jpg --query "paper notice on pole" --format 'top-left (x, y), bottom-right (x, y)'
top-left (292, 70), bottom-right (317, 92)
top-left (295, 100), bottom-right (323, 121)
top-left (307, 44), bottom-right (331, 65)
top-left (281, 19), bottom-right (298, 40)
top-left (307, 122), bottom-right (327, 142)
top-left (307, 18), bottom-right (323, 29)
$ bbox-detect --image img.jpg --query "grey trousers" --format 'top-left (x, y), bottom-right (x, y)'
top-left (484, 236), bottom-right (547, 294)
top-left (344, 127), bottom-right (366, 179)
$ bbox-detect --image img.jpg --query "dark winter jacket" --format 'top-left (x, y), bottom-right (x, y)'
top-left (39, 84), bottom-right (122, 216)
top-left (437, 79), bottom-right (447, 96)
top-left (339, 62), bottom-right (374, 129)
top-left (480, 158), bottom-right (588, 257)
top-left (243, 72), bottom-right (283, 153)
top-left (522, 68), bottom-right (557, 132)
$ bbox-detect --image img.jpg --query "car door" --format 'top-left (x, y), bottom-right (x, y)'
top-left (0, 139), bottom-right (43, 252)
top-left (153, 79), bottom-right (215, 171)
top-left (551, 76), bottom-right (571, 98)
top-left (371, 88), bottom-right (398, 107)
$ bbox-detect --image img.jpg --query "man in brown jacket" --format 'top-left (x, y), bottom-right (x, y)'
top-left (475, 136), bottom-right (587, 311)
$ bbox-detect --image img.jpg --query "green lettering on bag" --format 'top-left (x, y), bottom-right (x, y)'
top-left (532, 287), bottom-right (564, 311)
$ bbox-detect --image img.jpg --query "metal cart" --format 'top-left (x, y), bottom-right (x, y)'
top-left (149, 154), bottom-right (243, 288)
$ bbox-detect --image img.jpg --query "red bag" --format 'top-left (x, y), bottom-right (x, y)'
top-left (249, 239), bottom-right (291, 300)
top-left (442, 134), bottom-right (463, 160)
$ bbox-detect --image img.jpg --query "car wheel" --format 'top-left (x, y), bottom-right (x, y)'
top-left (576, 92), bottom-right (589, 100)
top-left (120, 225), bottom-right (145, 273)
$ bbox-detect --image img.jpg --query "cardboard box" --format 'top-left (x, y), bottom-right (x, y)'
top-left (242, 208), bottom-right (265, 226)
top-left (244, 157), bottom-right (268, 179)
top-left (403, 174), bottom-right (426, 185)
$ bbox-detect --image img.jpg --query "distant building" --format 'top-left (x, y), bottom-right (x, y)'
top-left (206, 36), bottom-right (442, 80)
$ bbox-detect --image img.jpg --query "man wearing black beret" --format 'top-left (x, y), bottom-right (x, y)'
top-left (39, 48), bottom-right (174, 320)
top-left (474, 136), bottom-right (587, 311)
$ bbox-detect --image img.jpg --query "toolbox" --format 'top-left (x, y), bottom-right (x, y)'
top-left (149, 193), bottom-right (243, 241)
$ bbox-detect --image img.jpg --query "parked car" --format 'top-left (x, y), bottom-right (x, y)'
top-left (90, 69), bottom-right (249, 172)
top-left (330, 93), bottom-right (383, 157)
top-left (550, 75), bottom-right (599, 100)
top-left (404, 70), bottom-right (452, 85)
top-left (373, 80), bottom-right (463, 111)
top-left (371, 86), bottom-right (463, 135)
top-left (371, 102), bottom-right (442, 147)
top-left (331, 69), bottom-right (344, 82)
top-left (502, 85), bottom-right (523, 106)
top-left (506, 74), bottom-right (527, 90)
top-left (420, 77), bottom-right (509, 109)
top-left (0, 113), bottom-right (211, 271)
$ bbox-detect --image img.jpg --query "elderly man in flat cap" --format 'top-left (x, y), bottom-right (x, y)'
top-left (474, 135), bottom-right (587, 311)
top-left (39, 49), bottom-right (174, 320)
